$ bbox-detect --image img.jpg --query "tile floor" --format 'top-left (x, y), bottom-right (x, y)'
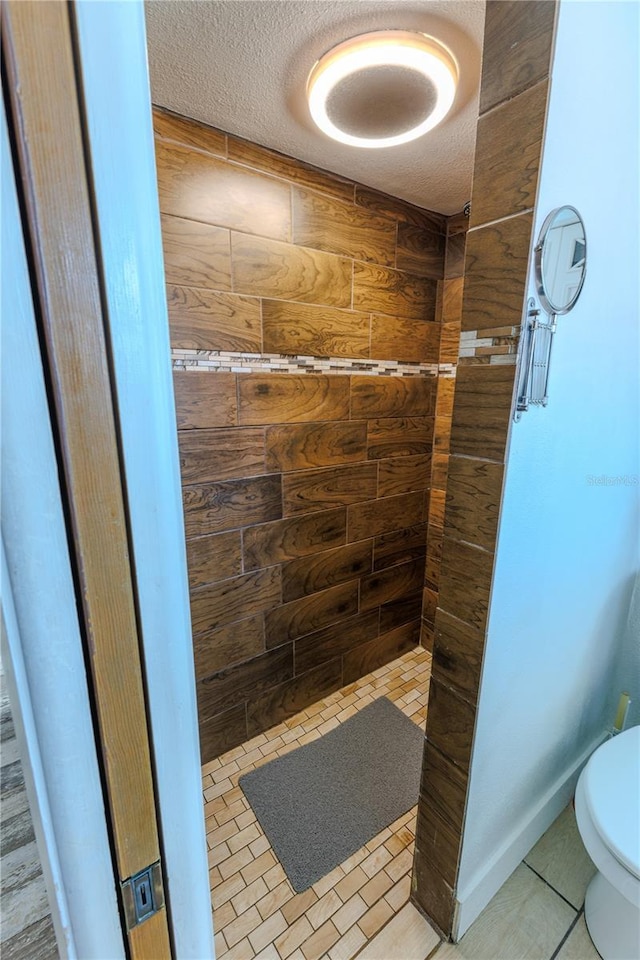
top-left (204, 646), bottom-right (602, 960)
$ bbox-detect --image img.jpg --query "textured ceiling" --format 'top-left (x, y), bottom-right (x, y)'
top-left (145, 1), bottom-right (485, 215)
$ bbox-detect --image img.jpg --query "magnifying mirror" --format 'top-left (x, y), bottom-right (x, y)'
top-left (535, 205), bottom-right (587, 316)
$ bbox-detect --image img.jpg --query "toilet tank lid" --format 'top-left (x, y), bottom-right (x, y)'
top-left (584, 725), bottom-right (640, 879)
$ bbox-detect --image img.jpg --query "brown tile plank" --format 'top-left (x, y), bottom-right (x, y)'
top-left (438, 539), bottom-right (494, 632)
top-left (414, 793), bottom-right (461, 887)
top-left (156, 139), bottom-right (290, 241)
top-left (479, 0), bottom-right (557, 114)
top-left (354, 185), bottom-right (445, 233)
top-left (377, 455), bottom-right (431, 497)
top-left (370, 315), bottom-right (440, 363)
top-left (238, 374), bottom-right (350, 426)
top-left (243, 508), bottom-right (347, 570)
top-left (182, 474), bottom-right (282, 537)
top-left (379, 591), bottom-right (423, 633)
top-left (396, 222), bottom-right (446, 279)
top-left (264, 581), bottom-right (359, 647)
top-left (432, 608), bottom-right (485, 704)
top-left (348, 492), bottom-right (426, 542)
top-left (342, 621), bottom-right (419, 684)
top-left (292, 187), bottom-right (396, 265)
top-left (424, 676), bottom-right (476, 773)
top-left (294, 610), bottom-right (380, 674)
top-left (449, 364), bottom-right (515, 461)
top-left (444, 455), bottom-right (504, 551)
top-left (266, 421), bottom-right (367, 472)
top-left (173, 371), bottom-right (237, 429)
top-left (282, 541), bottom-right (373, 602)
top-left (178, 426), bottom-right (265, 484)
top-left (435, 377), bottom-right (456, 420)
top-left (160, 214), bottom-right (231, 291)
top-left (193, 615), bottom-right (265, 680)
top-left (153, 107), bottom-right (226, 157)
top-left (443, 278), bottom-right (463, 333)
top-left (190, 566), bottom-right (282, 635)
top-left (412, 855), bottom-right (455, 941)
top-left (167, 283), bottom-right (261, 352)
top-left (246, 659), bottom-right (343, 737)
top-left (227, 135), bottom-right (354, 203)
top-left (367, 418), bottom-right (433, 460)
top-left (440, 326), bottom-right (461, 367)
top-left (197, 644), bottom-right (293, 720)
top-left (185, 530), bottom-right (242, 588)
top-left (471, 82), bottom-right (548, 228)
top-left (283, 463), bottom-right (377, 516)
top-left (199, 704), bottom-right (247, 765)
top-left (262, 300), bottom-right (370, 359)
top-left (353, 263), bottom-right (437, 320)
top-left (373, 524), bottom-right (427, 571)
top-left (420, 741), bottom-right (468, 831)
top-left (231, 233), bottom-right (351, 307)
top-left (462, 214), bottom-right (533, 332)
top-left (444, 232), bottom-right (466, 280)
top-left (351, 376), bottom-right (435, 420)
top-left (360, 559), bottom-right (425, 612)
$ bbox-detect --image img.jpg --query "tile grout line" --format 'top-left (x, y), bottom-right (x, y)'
top-left (548, 907), bottom-right (584, 960)
top-left (522, 861), bottom-right (582, 913)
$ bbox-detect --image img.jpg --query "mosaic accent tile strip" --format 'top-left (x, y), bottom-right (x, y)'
top-left (171, 349), bottom-right (455, 379)
top-left (458, 326), bottom-right (520, 366)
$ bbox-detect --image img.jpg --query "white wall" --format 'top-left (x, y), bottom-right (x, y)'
top-left (455, 0), bottom-right (639, 931)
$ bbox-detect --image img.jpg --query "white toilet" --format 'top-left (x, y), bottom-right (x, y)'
top-left (575, 725), bottom-right (640, 960)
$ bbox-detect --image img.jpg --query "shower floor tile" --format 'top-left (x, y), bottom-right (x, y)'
top-left (204, 646), bottom-right (433, 960)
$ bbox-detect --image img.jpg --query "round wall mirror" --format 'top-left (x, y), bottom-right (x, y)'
top-left (535, 205), bottom-right (587, 315)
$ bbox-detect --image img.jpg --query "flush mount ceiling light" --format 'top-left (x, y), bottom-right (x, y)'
top-left (307, 30), bottom-right (458, 149)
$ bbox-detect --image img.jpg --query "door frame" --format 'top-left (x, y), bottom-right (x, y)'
top-left (1, 2), bottom-right (213, 956)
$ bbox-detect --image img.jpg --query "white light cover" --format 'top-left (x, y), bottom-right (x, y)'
top-left (307, 31), bottom-right (459, 149)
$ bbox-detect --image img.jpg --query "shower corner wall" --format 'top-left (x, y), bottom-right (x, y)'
top-left (154, 112), bottom-right (453, 765)
top-left (411, 0), bottom-right (558, 939)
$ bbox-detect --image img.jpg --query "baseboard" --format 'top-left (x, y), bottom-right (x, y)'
top-left (453, 729), bottom-right (608, 941)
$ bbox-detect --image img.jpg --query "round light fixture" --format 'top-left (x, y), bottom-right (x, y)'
top-left (306, 30), bottom-right (458, 149)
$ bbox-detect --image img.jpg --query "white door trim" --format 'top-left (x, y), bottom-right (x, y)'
top-left (72, 3), bottom-right (214, 956)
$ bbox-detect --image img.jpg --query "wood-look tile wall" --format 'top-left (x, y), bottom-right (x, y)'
top-left (412, 0), bottom-right (557, 938)
top-left (154, 107), bottom-right (446, 762)
top-left (420, 213), bottom-right (468, 654)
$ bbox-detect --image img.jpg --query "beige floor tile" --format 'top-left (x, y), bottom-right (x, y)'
top-left (328, 922), bottom-right (367, 960)
top-left (356, 902), bottom-right (440, 960)
top-left (281, 888), bottom-right (318, 925)
top-left (436, 864), bottom-right (575, 960)
top-left (360, 869), bottom-right (394, 906)
top-left (224, 904), bottom-right (262, 948)
top-left (248, 908), bottom-right (288, 954)
top-left (332, 892), bottom-right (368, 934)
top-left (301, 919), bottom-right (341, 960)
top-left (275, 914), bottom-right (314, 958)
top-left (224, 935), bottom-right (256, 960)
top-left (555, 915), bottom-right (601, 960)
top-left (257, 880), bottom-right (292, 921)
top-left (335, 865), bottom-right (368, 902)
top-left (306, 888), bottom-right (342, 929)
top-left (525, 804), bottom-right (596, 909)
top-left (358, 896), bottom-right (394, 939)
top-left (384, 873), bottom-right (411, 913)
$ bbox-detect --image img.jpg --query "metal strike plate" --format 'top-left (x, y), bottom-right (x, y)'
top-left (121, 860), bottom-right (164, 930)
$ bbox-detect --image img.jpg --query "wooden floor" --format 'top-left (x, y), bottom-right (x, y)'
top-left (0, 669), bottom-right (57, 959)
top-left (204, 646), bottom-right (432, 960)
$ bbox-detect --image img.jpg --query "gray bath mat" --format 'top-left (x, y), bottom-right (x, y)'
top-left (239, 696), bottom-right (424, 892)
